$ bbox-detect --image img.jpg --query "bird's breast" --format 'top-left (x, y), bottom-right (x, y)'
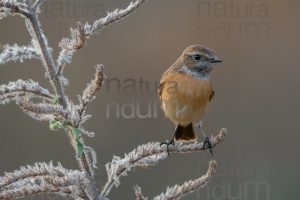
top-left (161, 72), bottom-right (213, 125)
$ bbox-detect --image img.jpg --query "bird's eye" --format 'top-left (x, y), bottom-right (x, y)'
top-left (193, 54), bottom-right (201, 61)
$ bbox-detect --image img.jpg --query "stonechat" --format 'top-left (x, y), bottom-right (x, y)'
top-left (158, 45), bottom-right (222, 154)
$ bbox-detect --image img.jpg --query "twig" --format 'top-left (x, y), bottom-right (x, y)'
top-left (0, 162), bottom-right (69, 190)
top-left (17, 99), bottom-right (67, 121)
top-left (101, 128), bottom-right (227, 197)
top-left (78, 64), bottom-right (105, 125)
top-left (0, 44), bottom-right (40, 65)
top-left (0, 162), bottom-right (88, 199)
top-left (33, 0), bottom-right (45, 9)
top-left (0, 0), bottom-right (30, 18)
top-left (153, 160), bottom-right (217, 200)
top-left (0, 184), bottom-right (79, 200)
top-left (23, 5), bottom-right (96, 186)
top-left (25, 12), bottom-right (69, 108)
top-left (134, 185), bottom-right (148, 200)
top-left (57, 0), bottom-right (148, 74)
top-left (85, 0), bottom-right (148, 36)
top-left (0, 79), bottom-right (53, 105)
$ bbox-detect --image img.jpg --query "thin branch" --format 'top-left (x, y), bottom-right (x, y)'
top-left (0, 183), bottom-right (79, 200)
top-left (84, 146), bottom-right (98, 169)
top-left (0, 162), bottom-right (88, 199)
top-left (0, 44), bottom-right (40, 65)
top-left (86, 0), bottom-right (148, 36)
top-left (57, 0), bottom-right (147, 74)
top-left (101, 128), bottom-right (227, 197)
top-left (153, 160), bottom-right (217, 200)
top-left (0, 162), bottom-right (70, 190)
top-left (17, 100), bottom-right (64, 115)
top-left (0, 79), bottom-right (53, 105)
top-left (78, 64), bottom-right (105, 125)
top-left (33, 0), bottom-right (45, 9)
top-left (81, 65), bottom-right (105, 105)
top-left (56, 22), bottom-right (86, 75)
top-left (134, 185), bottom-right (148, 200)
top-left (64, 129), bottom-right (100, 200)
top-left (56, 49), bottom-right (73, 76)
top-left (78, 146), bottom-right (94, 177)
top-left (0, 0), bottom-right (30, 18)
top-left (59, 22), bottom-right (86, 51)
top-left (65, 65), bottom-right (105, 178)
top-left (25, 10), bottom-right (69, 108)
top-left (17, 99), bottom-right (66, 121)
top-left (23, 6), bottom-right (99, 185)
top-left (79, 127), bottom-right (95, 137)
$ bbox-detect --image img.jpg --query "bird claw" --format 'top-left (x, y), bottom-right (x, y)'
top-left (160, 139), bottom-right (175, 157)
top-left (202, 136), bottom-right (213, 156)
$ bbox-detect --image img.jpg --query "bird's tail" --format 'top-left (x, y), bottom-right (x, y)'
top-left (174, 123), bottom-right (196, 141)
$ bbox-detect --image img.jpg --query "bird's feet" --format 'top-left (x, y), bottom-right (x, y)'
top-left (202, 136), bottom-right (214, 156)
top-left (160, 139), bottom-right (175, 157)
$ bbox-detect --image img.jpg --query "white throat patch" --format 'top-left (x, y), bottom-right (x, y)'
top-left (181, 66), bottom-right (209, 80)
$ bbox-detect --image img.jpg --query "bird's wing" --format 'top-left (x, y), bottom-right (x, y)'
top-left (157, 70), bottom-right (170, 99)
top-left (158, 79), bottom-right (166, 99)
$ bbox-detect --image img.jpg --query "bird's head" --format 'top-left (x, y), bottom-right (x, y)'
top-left (179, 45), bottom-right (222, 78)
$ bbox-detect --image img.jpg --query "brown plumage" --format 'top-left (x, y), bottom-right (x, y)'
top-left (159, 45), bottom-right (222, 143)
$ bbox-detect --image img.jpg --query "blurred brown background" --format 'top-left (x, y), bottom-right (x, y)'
top-left (0, 0), bottom-right (299, 199)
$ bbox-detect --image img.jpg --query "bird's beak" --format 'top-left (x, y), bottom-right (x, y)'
top-left (210, 57), bottom-right (222, 63)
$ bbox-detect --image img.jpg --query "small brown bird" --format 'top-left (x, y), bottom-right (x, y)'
top-left (158, 45), bottom-right (222, 154)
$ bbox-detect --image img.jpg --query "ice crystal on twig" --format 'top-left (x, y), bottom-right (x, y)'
top-left (101, 129), bottom-right (227, 197)
top-left (0, 79), bottom-right (53, 105)
top-left (0, 44), bottom-right (40, 64)
top-left (134, 185), bottom-right (148, 200)
top-left (153, 160), bottom-right (217, 200)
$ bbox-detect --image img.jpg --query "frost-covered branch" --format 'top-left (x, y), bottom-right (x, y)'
top-left (0, 44), bottom-right (40, 65)
top-left (25, 11), bottom-right (69, 108)
top-left (153, 160), bottom-right (217, 200)
top-left (0, 79), bottom-right (53, 105)
top-left (77, 64), bottom-right (105, 126)
top-left (33, 0), bottom-right (45, 9)
top-left (21, 3), bottom-right (97, 183)
top-left (101, 128), bottom-right (227, 197)
top-left (0, 183), bottom-right (80, 200)
top-left (0, 162), bottom-right (88, 199)
top-left (56, 22), bottom-right (86, 75)
top-left (85, 0), bottom-right (147, 36)
top-left (57, 0), bottom-right (147, 72)
top-left (0, 0), bottom-right (30, 18)
top-left (81, 65), bottom-right (105, 107)
top-left (17, 99), bottom-right (66, 121)
top-left (0, 162), bottom-right (72, 189)
top-left (134, 185), bottom-right (148, 200)
top-left (132, 160), bottom-right (217, 200)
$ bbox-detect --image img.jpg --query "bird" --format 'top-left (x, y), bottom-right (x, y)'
top-left (158, 45), bottom-right (222, 155)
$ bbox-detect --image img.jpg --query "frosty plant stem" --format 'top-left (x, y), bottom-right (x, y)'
top-left (26, 12), bottom-right (69, 108)
top-left (25, 3), bottom-right (95, 182)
